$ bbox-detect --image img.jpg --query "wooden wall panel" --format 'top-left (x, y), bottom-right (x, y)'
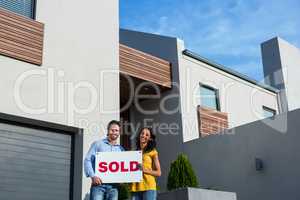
top-left (120, 44), bottom-right (172, 88)
top-left (0, 8), bottom-right (44, 65)
top-left (197, 106), bottom-right (229, 137)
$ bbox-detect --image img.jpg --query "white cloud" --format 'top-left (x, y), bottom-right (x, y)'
top-left (121, 0), bottom-right (300, 80)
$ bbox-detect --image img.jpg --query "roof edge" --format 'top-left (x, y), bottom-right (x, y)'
top-left (120, 28), bottom-right (178, 40)
top-left (182, 49), bottom-right (279, 93)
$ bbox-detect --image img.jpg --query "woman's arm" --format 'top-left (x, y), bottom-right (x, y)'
top-left (143, 154), bottom-right (162, 177)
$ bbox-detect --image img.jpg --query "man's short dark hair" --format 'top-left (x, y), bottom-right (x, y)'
top-left (107, 120), bottom-right (121, 131)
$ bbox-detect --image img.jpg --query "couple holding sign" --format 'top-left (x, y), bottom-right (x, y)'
top-left (84, 120), bottom-right (161, 200)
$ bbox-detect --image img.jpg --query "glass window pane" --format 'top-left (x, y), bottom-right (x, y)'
top-left (0, 0), bottom-right (34, 19)
top-left (200, 86), bottom-right (218, 110)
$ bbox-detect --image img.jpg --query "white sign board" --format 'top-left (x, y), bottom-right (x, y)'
top-left (95, 151), bottom-right (143, 183)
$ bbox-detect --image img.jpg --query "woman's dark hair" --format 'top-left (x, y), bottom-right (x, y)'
top-left (135, 127), bottom-right (156, 153)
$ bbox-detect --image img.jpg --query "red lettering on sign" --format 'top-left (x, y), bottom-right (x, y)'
top-left (109, 161), bottom-right (120, 172)
top-left (130, 161), bottom-right (139, 172)
top-left (99, 162), bottom-right (108, 173)
top-left (98, 161), bottom-right (140, 173)
top-left (121, 161), bottom-right (129, 172)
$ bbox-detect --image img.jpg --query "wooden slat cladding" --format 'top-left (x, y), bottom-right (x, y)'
top-left (120, 44), bottom-right (172, 88)
top-left (197, 106), bottom-right (229, 137)
top-left (0, 8), bottom-right (44, 65)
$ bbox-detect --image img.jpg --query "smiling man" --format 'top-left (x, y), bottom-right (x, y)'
top-left (84, 120), bottom-right (124, 200)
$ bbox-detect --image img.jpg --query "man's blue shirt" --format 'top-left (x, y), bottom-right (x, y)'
top-left (84, 138), bottom-right (124, 177)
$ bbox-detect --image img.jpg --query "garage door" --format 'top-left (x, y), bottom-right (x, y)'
top-left (0, 122), bottom-right (72, 200)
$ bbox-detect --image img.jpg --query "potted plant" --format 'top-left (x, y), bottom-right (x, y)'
top-left (158, 154), bottom-right (237, 200)
top-left (167, 153), bottom-right (199, 190)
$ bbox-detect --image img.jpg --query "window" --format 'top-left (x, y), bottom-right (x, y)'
top-left (0, 0), bottom-right (36, 19)
top-left (200, 84), bottom-right (220, 110)
top-left (262, 106), bottom-right (276, 118)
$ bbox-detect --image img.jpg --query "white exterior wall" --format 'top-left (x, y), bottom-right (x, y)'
top-left (0, 0), bottom-right (119, 198)
top-left (276, 38), bottom-right (300, 111)
top-left (177, 40), bottom-right (279, 142)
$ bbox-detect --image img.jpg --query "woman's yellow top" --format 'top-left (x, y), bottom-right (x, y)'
top-left (131, 149), bottom-right (158, 192)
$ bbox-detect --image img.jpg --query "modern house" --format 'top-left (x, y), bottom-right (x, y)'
top-left (261, 37), bottom-right (300, 112)
top-left (119, 29), bottom-right (283, 190)
top-left (0, 1), bottom-right (299, 200)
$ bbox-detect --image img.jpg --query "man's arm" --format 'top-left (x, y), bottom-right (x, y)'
top-left (84, 142), bottom-right (97, 178)
top-left (84, 141), bottom-right (102, 186)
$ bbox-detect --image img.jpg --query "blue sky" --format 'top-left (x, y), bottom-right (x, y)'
top-left (120, 0), bottom-right (300, 81)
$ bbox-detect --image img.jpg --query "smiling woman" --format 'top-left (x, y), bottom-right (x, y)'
top-left (131, 127), bottom-right (161, 200)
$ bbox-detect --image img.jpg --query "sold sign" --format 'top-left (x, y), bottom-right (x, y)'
top-left (98, 161), bottom-right (140, 173)
top-left (95, 151), bottom-right (142, 183)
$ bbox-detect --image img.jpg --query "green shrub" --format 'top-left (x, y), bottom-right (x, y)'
top-left (167, 153), bottom-right (199, 190)
top-left (118, 184), bottom-right (130, 200)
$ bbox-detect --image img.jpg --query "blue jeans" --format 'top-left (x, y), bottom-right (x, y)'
top-left (131, 190), bottom-right (157, 200)
top-left (90, 184), bottom-right (118, 200)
